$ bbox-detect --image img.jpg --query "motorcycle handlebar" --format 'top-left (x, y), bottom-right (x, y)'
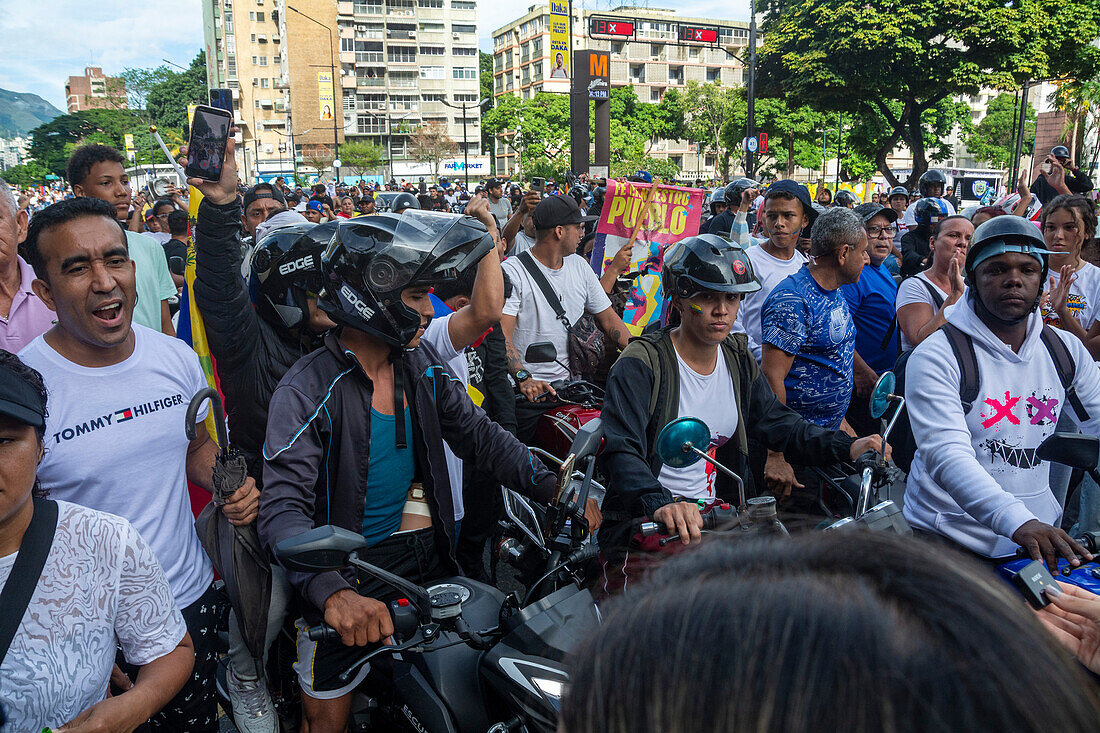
top-left (307, 623), bottom-right (339, 642)
top-left (306, 597), bottom-right (421, 643)
top-left (640, 502), bottom-right (737, 538)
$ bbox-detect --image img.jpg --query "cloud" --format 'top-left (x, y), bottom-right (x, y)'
top-left (0, 0), bottom-right (204, 109)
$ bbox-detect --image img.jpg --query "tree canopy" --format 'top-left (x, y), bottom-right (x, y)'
top-left (966, 93), bottom-right (1036, 170)
top-left (757, 0), bottom-right (1100, 186)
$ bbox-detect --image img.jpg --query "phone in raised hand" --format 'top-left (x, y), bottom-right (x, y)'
top-left (185, 105), bottom-right (233, 182)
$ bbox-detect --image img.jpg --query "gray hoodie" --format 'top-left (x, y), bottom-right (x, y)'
top-left (903, 295), bottom-right (1100, 557)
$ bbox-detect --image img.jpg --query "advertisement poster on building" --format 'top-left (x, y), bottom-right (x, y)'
top-left (549, 1), bottom-right (571, 79)
top-left (591, 180), bottom-right (705, 335)
top-left (317, 72), bottom-right (335, 120)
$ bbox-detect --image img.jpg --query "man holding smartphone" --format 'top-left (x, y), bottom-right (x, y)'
top-left (1031, 145), bottom-right (1094, 205)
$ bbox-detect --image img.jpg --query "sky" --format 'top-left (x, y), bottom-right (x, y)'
top-left (0, 0), bottom-right (751, 111)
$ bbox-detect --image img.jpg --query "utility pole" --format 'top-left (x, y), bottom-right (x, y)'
top-left (442, 98), bottom-right (490, 189)
top-left (1011, 81), bottom-right (1032, 189)
top-left (745, 0), bottom-right (757, 176)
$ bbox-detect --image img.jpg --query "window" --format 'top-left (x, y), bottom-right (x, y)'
top-left (422, 93), bottom-right (446, 102)
top-left (452, 66), bottom-right (477, 79)
top-left (670, 155), bottom-right (683, 168)
top-left (419, 45), bottom-right (444, 55)
top-left (706, 67), bottom-right (720, 83)
top-left (250, 33), bottom-right (256, 42)
top-left (387, 46), bottom-right (416, 63)
top-left (227, 55), bottom-right (237, 76)
top-left (452, 24), bottom-right (476, 34)
top-left (248, 11), bottom-right (253, 20)
top-left (650, 88), bottom-right (661, 102)
top-left (341, 38), bottom-right (354, 52)
top-left (357, 93), bottom-right (386, 109)
top-left (256, 11), bottom-right (264, 21)
top-left (669, 65), bottom-right (684, 84)
top-left (354, 0), bottom-right (382, 12)
top-left (390, 95), bottom-right (418, 110)
top-left (418, 0), bottom-right (443, 6)
top-left (258, 56), bottom-right (268, 66)
top-left (419, 22), bottom-right (444, 32)
top-left (705, 155), bottom-right (716, 168)
top-left (358, 116), bottom-right (383, 134)
top-left (420, 66), bottom-right (445, 79)
top-left (423, 115), bottom-right (447, 125)
top-left (650, 43), bottom-right (663, 58)
top-left (611, 41), bottom-right (624, 55)
top-left (452, 47), bottom-right (477, 56)
top-left (389, 71), bottom-right (418, 87)
top-left (629, 64), bottom-right (645, 83)
top-left (451, 0), bottom-right (475, 8)
top-left (356, 40), bottom-right (383, 62)
top-left (260, 77), bottom-right (269, 88)
top-left (224, 11), bottom-right (233, 31)
top-left (532, 38), bottom-right (542, 54)
top-left (391, 139), bottom-right (406, 157)
top-left (343, 94), bottom-right (355, 110)
top-left (454, 93), bottom-right (477, 103)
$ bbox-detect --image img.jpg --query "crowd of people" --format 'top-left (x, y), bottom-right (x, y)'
top-left (2, 130), bottom-right (1100, 732)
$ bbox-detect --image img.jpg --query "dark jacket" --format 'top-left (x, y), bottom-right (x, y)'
top-left (193, 199), bottom-right (321, 479)
top-left (702, 208), bottom-right (736, 238)
top-left (1031, 168), bottom-right (1093, 204)
top-left (470, 324), bottom-right (518, 434)
top-left (258, 332), bottom-right (556, 613)
top-left (900, 226), bottom-right (932, 280)
top-left (597, 328), bottom-right (855, 547)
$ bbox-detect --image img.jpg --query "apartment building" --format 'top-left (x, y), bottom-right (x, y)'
top-left (204, 0), bottom-right (482, 183)
top-left (64, 67), bottom-right (127, 114)
top-left (492, 5), bottom-right (751, 177)
top-left (0, 137), bottom-right (30, 171)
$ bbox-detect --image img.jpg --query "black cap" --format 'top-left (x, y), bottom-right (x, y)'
top-left (532, 195), bottom-right (598, 231)
top-left (486, 178), bottom-right (503, 189)
top-left (764, 179), bottom-right (817, 226)
top-left (853, 202), bottom-right (898, 224)
top-left (0, 363), bottom-right (46, 429)
top-left (242, 183), bottom-right (287, 212)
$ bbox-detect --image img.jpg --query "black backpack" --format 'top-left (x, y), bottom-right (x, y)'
top-left (890, 323), bottom-right (1088, 473)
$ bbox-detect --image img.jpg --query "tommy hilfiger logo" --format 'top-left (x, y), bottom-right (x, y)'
top-left (52, 394), bottom-right (187, 444)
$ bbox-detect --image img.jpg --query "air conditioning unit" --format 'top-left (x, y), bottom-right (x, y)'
top-left (252, 78), bottom-right (259, 85)
top-left (264, 144), bottom-right (274, 153)
top-left (452, 33), bottom-right (460, 39)
top-left (407, 31), bottom-right (416, 38)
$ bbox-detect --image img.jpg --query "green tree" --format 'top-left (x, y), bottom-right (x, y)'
top-left (0, 161), bottom-right (50, 187)
top-left (27, 108), bottom-right (173, 178)
top-left (757, 0), bottom-right (1100, 187)
top-left (145, 52), bottom-right (210, 133)
top-left (480, 51), bottom-right (495, 158)
top-left (482, 93), bottom-right (571, 175)
top-left (408, 121), bottom-right (459, 175)
top-left (681, 81), bottom-right (739, 178)
top-left (339, 140), bottom-right (385, 180)
top-left (966, 93), bottom-right (1037, 169)
top-left (301, 145), bottom-right (334, 181)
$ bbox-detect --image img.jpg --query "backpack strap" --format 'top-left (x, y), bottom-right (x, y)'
top-left (941, 322), bottom-right (980, 412)
top-left (517, 251), bottom-right (569, 328)
top-left (1040, 324), bottom-right (1089, 422)
top-left (920, 277), bottom-right (946, 310)
top-left (0, 497), bottom-right (58, 665)
top-left (882, 278), bottom-right (946, 352)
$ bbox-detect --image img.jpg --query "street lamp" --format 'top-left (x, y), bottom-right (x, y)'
top-left (441, 97), bottom-right (491, 189)
top-left (287, 5), bottom-right (340, 183)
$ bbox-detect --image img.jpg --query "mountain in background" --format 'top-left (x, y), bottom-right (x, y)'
top-left (0, 88), bottom-right (63, 138)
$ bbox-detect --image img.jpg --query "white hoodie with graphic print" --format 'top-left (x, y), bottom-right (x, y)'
top-left (903, 294), bottom-right (1100, 558)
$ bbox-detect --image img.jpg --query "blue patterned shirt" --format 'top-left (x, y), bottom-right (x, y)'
top-left (761, 267), bottom-right (855, 429)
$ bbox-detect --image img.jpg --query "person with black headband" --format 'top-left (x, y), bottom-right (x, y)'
top-left (903, 215), bottom-right (1100, 571)
top-left (257, 211), bottom-right (561, 730)
top-left (0, 350), bottom-right (196, 731)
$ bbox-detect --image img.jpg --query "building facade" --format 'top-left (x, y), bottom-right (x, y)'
top-left (491, 5), bottom-right (751, 178)
top-left (64, 67), bottom-right (128, 114)
top-left (0, 137), bottom-right (30, 171)
top-left (203, 0), bottom-right (482, 183)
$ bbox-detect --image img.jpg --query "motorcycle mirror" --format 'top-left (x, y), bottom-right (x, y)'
top-left (567, 418), bottom-right (603, 461)
top-left (1037, 432), bottom-right (1100, 471)
top-left (655, 417), bottom-right (711, 468)
top-left (524, 341), bottom-right (558, 364)
top-left (275, 525), bottom-right (367, 573)
top-left (869, 371), bottom-right (897, 419)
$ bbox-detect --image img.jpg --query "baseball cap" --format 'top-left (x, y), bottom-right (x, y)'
top-left (764, 179), bottom-right (817, 226)
top-left (532, 195), bottom-right (598, 231)
top-left (243, 183), bottom-right (287, 212)
top-left (0, 362), bottom-right (46, 429)
top-left (486, 178), bottom-right (503, 189)
top-left (852, 202), bottom-right (898, 225)
top-left (306, 200), bottom-right (324, 213)
top-left (255, 209), bottom-right (309, 244)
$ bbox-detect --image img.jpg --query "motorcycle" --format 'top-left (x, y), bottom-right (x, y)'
top-left (272, 520), bottom-right (601, 733)
top-left (496, 419), bottom-right (606, 601)
top-left (999, 431), bottom-right (1100, 601)
top-left (520, 342), bottom-right (604, 464)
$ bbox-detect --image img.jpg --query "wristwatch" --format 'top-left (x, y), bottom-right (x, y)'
top-left (514, 369), bottom-right (531, 383)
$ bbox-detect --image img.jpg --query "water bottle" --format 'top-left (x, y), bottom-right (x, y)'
top-left (744, 496), bottom-right (789, 536)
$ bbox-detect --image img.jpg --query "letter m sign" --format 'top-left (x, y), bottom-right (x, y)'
top-left (590, 53), bottom-right (608, 79)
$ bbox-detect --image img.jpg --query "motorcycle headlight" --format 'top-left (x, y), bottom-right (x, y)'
top-left (531, 677), bottom-right (564, 701)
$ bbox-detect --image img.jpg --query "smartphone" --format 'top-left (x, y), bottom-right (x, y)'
top-left (185, 105), bottom-right (233, 182)
top-left (208, 88), bottom-right (234, 114)
top-left (531, 177), bottom-right (545, 193)
top-left (1041, 159), bottom-right (1053, 176)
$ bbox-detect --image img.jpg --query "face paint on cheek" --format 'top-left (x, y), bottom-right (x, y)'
top-left (688, 301), bottom-right (704, 314)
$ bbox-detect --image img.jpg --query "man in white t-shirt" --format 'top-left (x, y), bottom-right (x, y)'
top-left (502, 189), bottom-right (541, 256)
top-left (418, 196), bottom-right (505, 527)
top-left (731, 180), bottom-right (818, 361)
top-left (502, 195), bottom-right (630, 441)
top-left (597, 234), bottom-right (881, 591)
top-left (17, 196), bottom-right (258, 733)
top-left (486, 178), bottom-right (513, 230)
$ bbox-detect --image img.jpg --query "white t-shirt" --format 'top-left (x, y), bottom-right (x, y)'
top-left (895, 272), bottom-right (951, 351)
top-left (732, 245), bottom-right (809, 361)
top-left (0, 502), bottom-right (186, 732)
top-left (19, 326), bottom-right (214, 607)
top-left (1044, 261), bottom-right (1100, 332)
top-left (488, 196), bottom-right (512, 229)
top-left (657, 349), bottom-right (739, 500)
top-left (502, 253), bottom-right (612, 382)
top-left (903, 198), bottom-right (957, 227)
top-left (509, 230), bottom-right (536, 257)
top-left (422, 312), bottom-right (469, 521)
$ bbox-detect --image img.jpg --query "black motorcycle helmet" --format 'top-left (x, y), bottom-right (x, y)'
top-left (887, 185), bottom-right (909, 204)
top-left (318, 211), bottom-right (495, 348)
top-left (708, 186), bottom-right (728, 216)
top-left (250, 220), bottom-right (341, 331)
top-left (1051, 145), bottom-right (1071, 160)
top-left (391, 192), bottom-right (420, 213)
top-left (569, 184), bottom-right (589, 207)
top-left (663, 234), bottom-right (761, 299)
top-left (590, 186), bottom-right (606, 213)
top-left (965, 215), bottom-right (1053, 321)
top-left (914, 197), bottom-right (950, 228)
top-left (918, 169), bottom-right (947, 198)
top-left (834, 190), bottom-right (858, 208)
top-left (724, 178), bottom-right (757, 207)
